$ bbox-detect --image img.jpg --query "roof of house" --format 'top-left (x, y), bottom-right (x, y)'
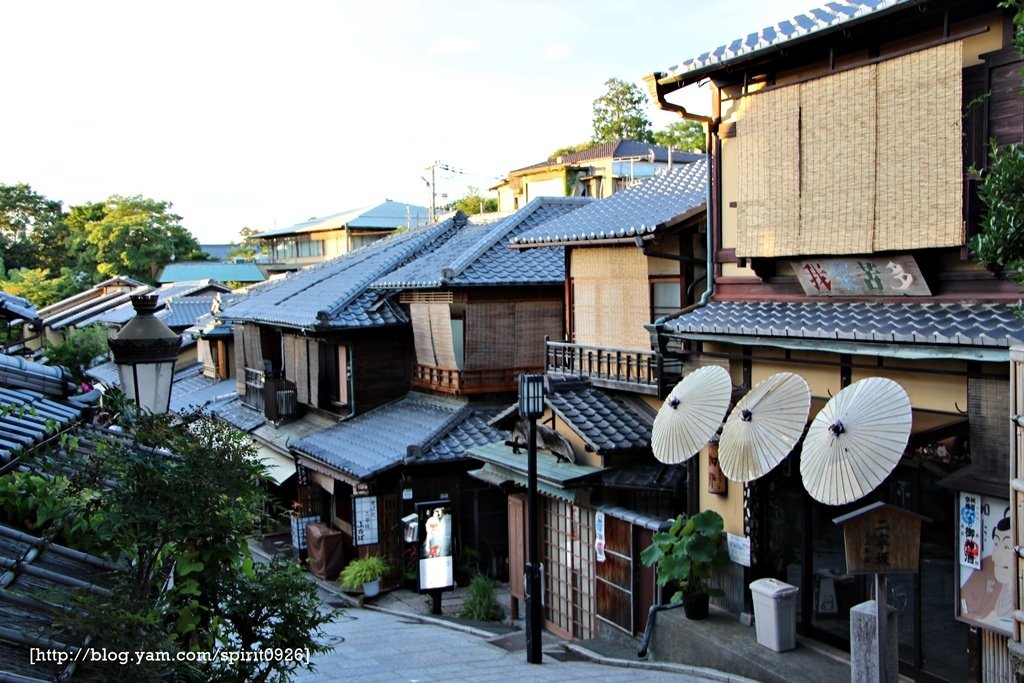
top-left (545, 385), bottom-right (653, 454)
top-left (157, 261), bottom-right (266, 284)
top-left (217, 216), bottom-right (462, 329)
top-left (167, 364), bottom-right (238, 414)
top-left (78, 281), bottom-right (227, 329)
top-left (37, 276), bottom-right (143, 317)
top-left (0, 291), bottom-right (38, 323)
top-left (291, 393), bottom-right (504, 481)
top-left (211, 397), bottom-right (266, 432)
top-left (373, 197), bottom-right (589, 289)
top-left (39, 277), bottom-right (151, 331)
top-left (661, 301), bottom-right (1024, 361)
top-left (0, 522), bottom-right (123, 681)
top-left (655, 0), bottom-right (913, 86)
top-left (508, 140), bottom-right (704, 176)
top-left (510, 161), bottom-right (708, 248)
top-left (253, 200), bottom-right (430, 239)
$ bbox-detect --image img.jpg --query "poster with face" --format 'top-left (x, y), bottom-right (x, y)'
top-left (417, 501), bottom-right (453, 592)
top-left (957, 494), bottom-right (1012, 635)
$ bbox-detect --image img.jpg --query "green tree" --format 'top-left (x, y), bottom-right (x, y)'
top-left (448, 187), bottom-right (497, 215)
top-left (653, 120), bottom-right (707, 153)
top-left (592, 77), bottom-right (654, 144)
top-left (42, 324), bottom-right (109, 384)
top-left (0, 266), bottom-right (85, 308)
top-left (226, 226), bottom-right (266, 261)
top-left (66, 195), bottom-right (205, 284)
top-left (0, 183), bottom-right (69, 272)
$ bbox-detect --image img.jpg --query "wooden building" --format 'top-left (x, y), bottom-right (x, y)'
top-left (644, 1), bottom-right (1024, 680)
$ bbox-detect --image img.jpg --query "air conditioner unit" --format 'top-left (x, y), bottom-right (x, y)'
top-left (276, 389), bottom-right (297, 417)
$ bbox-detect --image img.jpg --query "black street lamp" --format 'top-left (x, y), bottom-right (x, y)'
top-left (108, 294), bottom-right (181, 414)
top-left (518, 373), bottom-right (545, 664)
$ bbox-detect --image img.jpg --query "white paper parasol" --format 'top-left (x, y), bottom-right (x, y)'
top-left (718, 372), bottom-right (811, 482)
top-left (800, 377), bottom-right (912, 506)
top-left (651, 365), bottom-right (732, 464)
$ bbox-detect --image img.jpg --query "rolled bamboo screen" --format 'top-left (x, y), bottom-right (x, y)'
top-left (410, 303), bottom-right (438, 366)
top-left (466, 301), bottom-right (514, 369)
top-left (875, 41), bottom-right (963, 251)
top-left (734, 40), bottom-right (963, 257)
top-left (800, 67), bottom-right (877, 255)
top-left (571, 247), bottom-right (650, 349)
top-left (512, 300), bottom-right (563, 367)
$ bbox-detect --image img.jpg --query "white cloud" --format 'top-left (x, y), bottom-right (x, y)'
top-left (426, 36), bottom-right (482, 56)
top-left (544, 43), bottom-right (571, 60)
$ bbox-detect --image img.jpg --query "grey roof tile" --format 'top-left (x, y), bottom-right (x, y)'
top-left (374, 197), bottom-right (588, 289)
top-left (508, 140), bottom-right (703, 175)
top-left (510, 161), bottom-right (707, 247)
top-left (663, 301), bottom-right (1024, 352)
top-left (659, 1), bottom-right (911, 82)
top-left (217, 217), bottom-right (461, 329)
top-left (255, 200), bottom-right (430, 238)
top-left (169, 374), bottom-right (237, 414)
top-left (211, 397), bottom-right (265, 432)
top-left (0, 291), bottom-right (38, 322)
top-left (545, 386), bottom-right (652, 453)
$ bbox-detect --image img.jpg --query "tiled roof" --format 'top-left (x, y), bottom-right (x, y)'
top-left (662, 301), bottom-right (1024, 360)
top-left (47, 285), bottom-right (152, 330)
top-left (211, 397), bottom-right (266, 432)
top-left (509, 140), bottom-right (703, 175)
top-left (169, 373), bottom-right (237, 414)
top-left (36, 276), bottom-right (144, 318)
top-left (254, 200), bottom-right (430, 238)
top-left (0, 523), bottom-right (122, 681)
top-left (418, 407), bottom-right (507, 464)
top-left (373, 197), bottom-right (589, 289)
top-left (291, 393), bottom-right (483, 481)
top-left (510, 161), bottom-right (707, 247)
top-left (545, 386), bottom-right (653, 453)
top-left (77, 282), bottom-right (227, 328)
top-left (0, 291), bottom-right (38, 322)
top-left (158, 261), bottom-right (266, 284)
top-left (657, 1), bottom-right (911, 84)
top-left (217, 217), bottom-right (461, 329)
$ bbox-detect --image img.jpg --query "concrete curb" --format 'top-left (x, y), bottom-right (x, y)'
top-left (563, 642), bottom-right (761, 683)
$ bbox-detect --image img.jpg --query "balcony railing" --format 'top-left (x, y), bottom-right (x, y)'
top-left (412, 364), bottom-right (540, 395)
top-left (545, 340), bottom-right (674, 395)
top-left (243, 366), bottom-right (265, 411)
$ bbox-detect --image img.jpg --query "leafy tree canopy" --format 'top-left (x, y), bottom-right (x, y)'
top-left (0, 266), bottom-right (85, 308)
top-left (0, 183), bottom-right (69, 272)
top-left (592, 77), bottom-right (654, 144)
top-left (42, 324), bottom-right (109, 384)
top-left (66, 195), bottom-right (206, 284)
top-left (652, 120), bottom-right (707, 153)
top-left (445, 187), bottom-right (498, 215)
top-left (226, 226), bottom-right (266, 261)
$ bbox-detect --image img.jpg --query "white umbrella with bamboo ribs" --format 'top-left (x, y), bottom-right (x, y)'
top-left (718, 372), bottom-right (811, 482)
top-left (800, 377), bottom-right (912, 506)
top-left (651, 365), bottom-right (732, 464)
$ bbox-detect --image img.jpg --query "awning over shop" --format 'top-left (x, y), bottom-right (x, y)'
top-left (658, 301), bottom-right (1024, 362)
top-left (468, 441), bottom-right (607, 489)
top-left (468, 463), bottom-right (578, 502)
top-left (256, 445), bottom-right (296, 485)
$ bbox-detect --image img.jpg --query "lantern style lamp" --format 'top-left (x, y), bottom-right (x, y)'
top-left (518, 373), bottom-right (545, 664)
top-left (108, 294), bottom-right (181, 414)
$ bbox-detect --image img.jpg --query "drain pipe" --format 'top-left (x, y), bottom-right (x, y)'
top-left (637, 600), bottom-right (685, 658)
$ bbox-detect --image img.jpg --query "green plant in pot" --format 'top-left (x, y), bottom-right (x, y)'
top-left (340, 555), bottom-right (390, 598)
top-left (641, 510), bottom-right (730, 620)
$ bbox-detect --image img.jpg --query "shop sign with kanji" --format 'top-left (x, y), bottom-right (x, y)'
top-left (791, 255), bottom-right (930, 296)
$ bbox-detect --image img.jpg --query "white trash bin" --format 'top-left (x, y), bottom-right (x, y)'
top-left (750, 578), bottom-right (799, 652)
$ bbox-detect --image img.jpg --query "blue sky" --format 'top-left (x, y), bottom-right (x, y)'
top-left (2, 1), bottom-right (815, 244)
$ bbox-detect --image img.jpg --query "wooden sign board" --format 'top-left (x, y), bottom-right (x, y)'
top-left (791, 255), bottom-right (930, 296)
top-left (833, 502), bottom-right (929, 574)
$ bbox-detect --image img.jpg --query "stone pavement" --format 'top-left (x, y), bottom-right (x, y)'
top-left (298, 577), bottom-right (755, 683)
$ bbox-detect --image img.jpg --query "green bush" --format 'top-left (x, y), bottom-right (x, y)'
top-left (339, 555), bottom-right (389, 589)
top-left (459, 574), bottom-right (503, 621)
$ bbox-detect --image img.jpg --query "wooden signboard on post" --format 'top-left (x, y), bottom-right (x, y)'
top-left (833, 502), bottom-right (930, 574)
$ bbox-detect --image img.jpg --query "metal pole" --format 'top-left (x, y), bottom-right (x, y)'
top-left (525, 416), bottom-right (542, 664)
top-left (876, 572), bottom-right (887, 683)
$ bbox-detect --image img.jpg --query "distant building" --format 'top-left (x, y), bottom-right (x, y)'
top-left (250, 200), bottom-right (430, 271)
top-left (157, 261), bottom-right (266, 285)
top-left (492, 140), bottom-right (703, 212)
top-left (199, 244), bottom-right (235, 261)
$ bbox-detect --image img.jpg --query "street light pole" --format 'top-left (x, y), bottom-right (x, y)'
top-left (519, 373), bottom-right (544, 665)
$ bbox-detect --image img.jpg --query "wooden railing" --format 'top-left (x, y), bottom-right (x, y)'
top-left (243, 366), bottom-right (265, 411)
top-left (545, 340), bottom-right (668, 395)
top-left (412, 364), bottom-right (540, 395)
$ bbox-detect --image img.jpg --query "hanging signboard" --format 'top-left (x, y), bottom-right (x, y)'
top-left (790, 255), bottom-right (930, 296)
top-left (726, 532), bottom-right (751, 567)
top-left (956, 494), bottom-right (1012, 635)
top-left (594, 511), bottom-right (606, 563)
top-left (417, 500), bottom-right (454, 592)
top-left (352, 495), bottom-right (379, 546)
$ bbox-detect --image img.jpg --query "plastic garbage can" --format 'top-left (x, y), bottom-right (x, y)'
top-left (750, 578), bottom-right (799, 652)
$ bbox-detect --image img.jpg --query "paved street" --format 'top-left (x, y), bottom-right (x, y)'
top-left (298, 600), bottom-right (744, 683)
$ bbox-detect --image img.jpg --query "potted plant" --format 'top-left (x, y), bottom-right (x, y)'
top-left (641, 509), bottom-right (730, 620)
top-left (339, 555), bottom-right (390, 598)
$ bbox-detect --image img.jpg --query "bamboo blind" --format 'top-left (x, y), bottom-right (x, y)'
top-left (571, 248), bottom-right (650, 349)
top-left (465, 301), bottom-right (515, 369)
top-left (734, 40), bottom-right (963, 257)
top-left (410, 303), bottom-right (438, 366)
top-left (800, 66), bottom-right (877, 255)
top-left (736, 85), bottom-right (801, 257)
top-left (512, 300), bottom-right (563, 367)
top-left (875, 41), bottom-right (963, 251)
top-left (429, 304), bottom-right (459, 368)
top-left (234, 324), bottom-right (247, 394)
top-left (282, 334), bottom-right (318, 407)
